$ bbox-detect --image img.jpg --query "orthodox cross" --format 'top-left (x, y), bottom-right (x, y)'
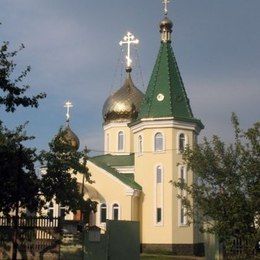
top-left (64, 100), bottom-right (73, 122)
top-left (162, 0), bottom-right (170, 16)
top-left (119, 32), bottom-right (139, 69)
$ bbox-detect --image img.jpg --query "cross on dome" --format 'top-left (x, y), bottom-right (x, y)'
top-left (64, 100), bottom-right (73, 122)
top-left (119, 32), bottom-right (139, 70)
top-left (162, 0), bottom-right (170, 16)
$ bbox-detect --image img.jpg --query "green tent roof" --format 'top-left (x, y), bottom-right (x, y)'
top-left (137, 42), bottom-right (204, 129)
top-left (89, 154), bottom-right (141, 190)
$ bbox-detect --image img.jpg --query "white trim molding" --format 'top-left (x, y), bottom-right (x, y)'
top-left (131, 119), bottom-right (201, 135)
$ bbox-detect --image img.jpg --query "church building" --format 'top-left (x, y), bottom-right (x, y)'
top-left (54, 1), bottom-right (204, 255)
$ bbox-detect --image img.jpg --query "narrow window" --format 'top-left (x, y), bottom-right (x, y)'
top-left (138, 135), bottom-right (143, 154)
top-left (112, 204), bottom-right (119, 220)
top-left (179, 133), bottom-right (185, 152)
top-left (180, 206), bottom-right (185, 225)
top-left (154, 132), bottom-right (163, 151)
top-left (118, 131), bottom-right (124, 151)
top-left (156, 208), bottom-right (162, 223)
top-left (156, 166), bottom-right (162, 183)
top-left (100, 203), bottom-right (107, 223)
top-left (179, 166), bottom-right (187, 225)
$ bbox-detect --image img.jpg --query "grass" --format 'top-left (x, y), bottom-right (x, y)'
top-left (140, 254), bottom-right (205, 260)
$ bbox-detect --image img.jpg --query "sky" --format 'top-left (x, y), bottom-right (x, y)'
top-left (0, 0), bottom-right (259, 154)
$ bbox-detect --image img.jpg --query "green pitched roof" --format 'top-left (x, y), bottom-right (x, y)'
top-left (137, 42), bottom-right (204, 129)
top-left (89, 154), bottom-right (141, 190)
top-left (90, 153), bottom-right (134, 167)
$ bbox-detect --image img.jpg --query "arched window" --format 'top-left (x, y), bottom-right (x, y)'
top-left (154, 132), bottom-right (163, 152)
top-left (179, 133), bottom-right (185, 152)
top-left (118, 131), bottom-right (124, 151)
top-left (156, 166), bottom-right (162, 183)
top-left (112, 204), bottom-right (119, 220)
top-left (100, 203), bottom-right (107, 223)
top-left (179, 166), bottom-right (187, 226)
top-left (138, 135), bottom-right (143, 155)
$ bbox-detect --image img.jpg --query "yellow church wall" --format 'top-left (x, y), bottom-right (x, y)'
top-left (132, 122), bottom-right (198, 245)
top-left (75, 161), bottom-right (139, 227)
top-left (103, 122), bottom-right (134, 154)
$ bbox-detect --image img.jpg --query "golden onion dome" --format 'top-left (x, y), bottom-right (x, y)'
top-left (102, 71), bottom-right (144, 124)
top-left (57, 124), bottom-right (80, 150)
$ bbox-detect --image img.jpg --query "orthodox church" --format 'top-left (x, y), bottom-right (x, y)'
top-left (51, 1), bottom-right (204, 255)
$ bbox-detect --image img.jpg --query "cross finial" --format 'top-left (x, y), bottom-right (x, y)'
top-left (119, 32), bottom-right (139, 70)
top-left (162, 0), bottom-right (170, 16)
top-left (64, 100), bottom-right (73, 122)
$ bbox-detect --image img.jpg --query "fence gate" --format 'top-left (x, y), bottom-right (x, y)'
top-left (0, 216), bottom-right (61, 259)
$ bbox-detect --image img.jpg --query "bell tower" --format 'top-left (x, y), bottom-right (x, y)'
top-left (130, 0), bottom-right (204, 254)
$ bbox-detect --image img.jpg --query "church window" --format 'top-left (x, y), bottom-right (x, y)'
top-left (156, 166), bottom-right (162, 183)
top-left (100, 203), bottom-right (107, 223)
top-left (179, 133), bottom-right (185, 153)
top-left (112, 203), bottom-right (119, 220)
top-left (154, 132), bottom-right (163, 152)
top-left (118, 131), bottom-right (124, 151)
top-left (179, 166), bottom-right (187, 226)
top-left (155, 164), bottom-right (163, 225)
top-left (138, 135), bottom-right (143, 155)
top-left (156, 208), bottom-right (162, 223)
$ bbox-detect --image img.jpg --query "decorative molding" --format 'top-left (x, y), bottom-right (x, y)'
top-left (131, 119), bottom-right (200, 134)
top-left (103, 122), bottom-right (130, 131)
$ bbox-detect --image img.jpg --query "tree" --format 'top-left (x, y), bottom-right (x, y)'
top-left (0, 37), bottom-right (46, 112)
top-left (39, 128), bottom-right (95, 216)
top-left (173, 113), bottom-right (260, 258)
top-left (0, 123), bottom-right (40, 215)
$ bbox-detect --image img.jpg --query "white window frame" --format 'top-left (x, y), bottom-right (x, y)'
top-left (111, 203), bottom-right (120, 220)
top-left (178, 165), bottom-right (188, 226)
top-left (153, 132), bottom-right (165, 152)
top-left (137, 134), bottom-right (143, 156)
top-left (177, 132), bottom-right (188, 154)
top-left (117, 131), bottom-right (124, 152)
top-left (99, 203), bottom-right (108, 224)
top-left (154, 164), bottom-right (164, 226)
top-left (156, 165), bottom-right (162, 184)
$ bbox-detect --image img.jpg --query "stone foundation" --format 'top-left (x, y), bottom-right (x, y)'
top-left (141, 243), bottom-right (204, 256)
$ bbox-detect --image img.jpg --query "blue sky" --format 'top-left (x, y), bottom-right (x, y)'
top-left (1, 0), bottom-right (259, 153)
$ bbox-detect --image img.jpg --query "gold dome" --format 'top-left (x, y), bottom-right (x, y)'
top-left (102, 72), bottom-right (144, 124)
top-left (57, 124), bottom-right (80, 150)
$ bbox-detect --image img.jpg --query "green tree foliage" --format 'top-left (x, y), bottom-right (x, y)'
top-left (173, 113), bottom-right (260, 258)
top-left (40, 129), bottom-right (95, 215)
top-left (0, 39), bottom-right (46, 112)
top-left (0, 123), bottom-right (40, 215)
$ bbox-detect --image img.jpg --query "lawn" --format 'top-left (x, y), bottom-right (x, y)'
top-left (140, 254), bottom-right (205, 260)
